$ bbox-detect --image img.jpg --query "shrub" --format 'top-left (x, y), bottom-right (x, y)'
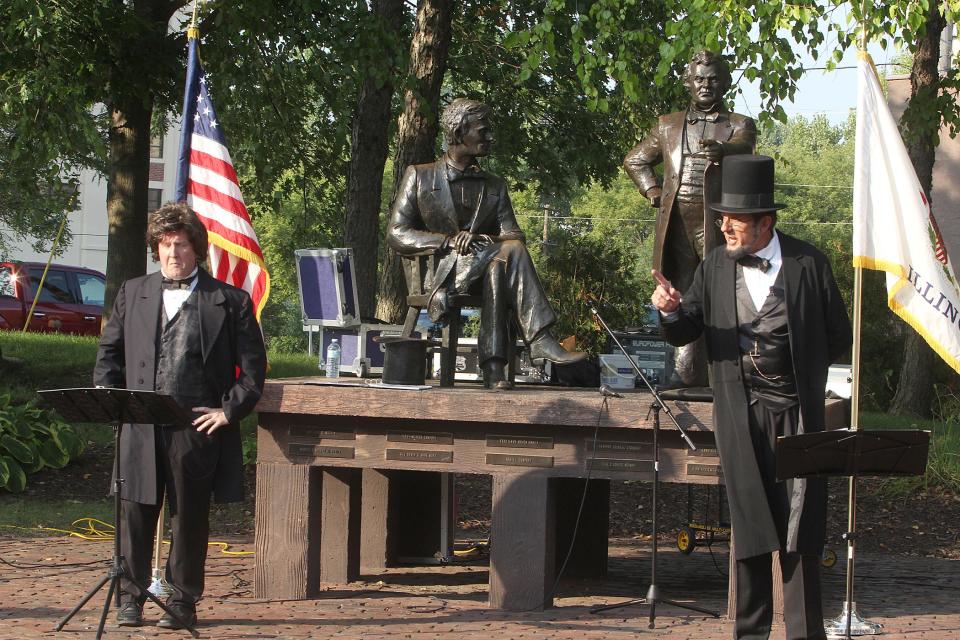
top-left (0, 394), bottom-right (85, 492)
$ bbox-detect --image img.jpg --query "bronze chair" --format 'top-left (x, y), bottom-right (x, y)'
top-left (399, 253), bottom-right (515, 387)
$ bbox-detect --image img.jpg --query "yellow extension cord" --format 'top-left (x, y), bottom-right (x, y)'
top-left (1, 518), bottom-right (253, 556)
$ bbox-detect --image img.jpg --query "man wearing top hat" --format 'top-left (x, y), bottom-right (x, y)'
top-left (650, 155), bottom-right (852, 639)
top-left (387, 97), bottom-right (587, 390)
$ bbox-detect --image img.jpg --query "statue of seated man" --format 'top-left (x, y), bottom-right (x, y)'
top-left (387, 97), bottom-right (587, 389)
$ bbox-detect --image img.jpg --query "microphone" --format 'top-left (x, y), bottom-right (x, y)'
top-left (598, 384), bottom-right (623, 398)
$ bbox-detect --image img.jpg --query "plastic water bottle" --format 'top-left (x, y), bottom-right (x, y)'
top-left (325, 338), bottom-right (342, 378)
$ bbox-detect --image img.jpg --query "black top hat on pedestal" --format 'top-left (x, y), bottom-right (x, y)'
top-left (709, 154), bottom-right (787, 215)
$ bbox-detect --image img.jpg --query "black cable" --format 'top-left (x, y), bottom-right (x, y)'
top-left (515, 395), bottom-right (608, 613)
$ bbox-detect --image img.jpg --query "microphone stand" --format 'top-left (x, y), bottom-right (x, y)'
top-left (588, 303), bottom-right (719, 626)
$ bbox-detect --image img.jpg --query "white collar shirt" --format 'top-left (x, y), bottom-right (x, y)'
top-left (741, 231), bottom-right (782, 311)
top-left (161, 267), bottom-right (199, 321)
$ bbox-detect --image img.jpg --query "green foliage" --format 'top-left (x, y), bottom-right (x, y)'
top-left (0, 394), bottom-right (85, 493)
top-left (517, 174), bottom-right (655, 352)
top-left (861, 408), bottom-right (960, 495)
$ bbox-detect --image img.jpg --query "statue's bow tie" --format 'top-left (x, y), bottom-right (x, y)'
top-left (447, 164), bottom-right (485, 182)
top-left (687, 110), bottom-right (720, 123)
top-left (737, 255), bottom-right (771, 272)
top-left (161, 275), bottom-right (196, 290)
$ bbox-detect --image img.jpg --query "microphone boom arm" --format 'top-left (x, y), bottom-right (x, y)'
top-left (589, 303), bottom-right (697, 451)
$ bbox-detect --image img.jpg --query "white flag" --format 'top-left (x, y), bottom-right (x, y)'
top-left (853, 52), bottom-right (960, 374)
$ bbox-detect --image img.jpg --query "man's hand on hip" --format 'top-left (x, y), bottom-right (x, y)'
top-left (192, 407), bottom-right (229, 435)
top-left (651, 269), bottom-right (682, 313)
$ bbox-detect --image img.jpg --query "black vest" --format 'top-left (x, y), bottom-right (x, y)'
top-left (155, 295), bottom-right (219, 418)
top-left (736, 265), bottom-right (798, 409)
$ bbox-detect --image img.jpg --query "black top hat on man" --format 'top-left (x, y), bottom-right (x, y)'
top-left (710, 154), bottom-right (787, 215)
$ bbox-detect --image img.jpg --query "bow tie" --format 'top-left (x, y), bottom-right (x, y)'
top-left (738, 255), bottom-right (771, 272)
top-left (447, 164), bottom-right (485, 182)
top-left (161, 275), bottom-right (197, 290)
top-left (687, 110), bottom-right (720, 124)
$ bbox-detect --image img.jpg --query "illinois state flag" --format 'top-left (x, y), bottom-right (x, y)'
top-left (853, 52), bottom-right (960, 373)
top-left (175, 28), bottom-right (270, 320)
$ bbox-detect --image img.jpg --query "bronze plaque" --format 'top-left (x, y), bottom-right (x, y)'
top-left (287, 443), bottom-right (355, 459)
top-left (385, 449), bottom-right (453, 463)
top-left (586, 440), bottom-right (652, 457)
top-left (486, 435), bottom-right (554, 450)
top-left (587, 458), bottom-right (653, 472)
top-left (387, 432), bottom-right (454, 445)
top-left (486, 453), bottom-right (554, 468)
top-left (687, 446), bottom-right (719, 458)
top-left (288, 425), bottom-right (356, 441)
top-left (687, 463), bottom-right (723, 477)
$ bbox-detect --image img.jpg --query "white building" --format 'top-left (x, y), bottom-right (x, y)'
top-left (0, 126), bottom-right (181, 274)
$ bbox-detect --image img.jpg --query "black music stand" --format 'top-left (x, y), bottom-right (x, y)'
top-left (776, 428), bottom-right (930, 639)
top-left (38, 388), bottom-right (200, 639)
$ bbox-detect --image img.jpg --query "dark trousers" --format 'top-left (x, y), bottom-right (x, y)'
top-left (735, 401), bottom-right (826, 640)
top-left (456, 239), bottom-right (556, 364)
top-left (120, 425), bottom-right (216, 609)
top-left (735, 552), bottom-right (826, 640)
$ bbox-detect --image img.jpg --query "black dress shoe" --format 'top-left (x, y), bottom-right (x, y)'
top-left (115, 601), bottom-right (143, 627)
top-left (157, 604), bottom-right (197, 630)
top-left (528, 331), bottom-right (588, 365)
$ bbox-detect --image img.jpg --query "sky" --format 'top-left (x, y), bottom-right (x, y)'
top-left (731, 37), bottom-right (899, 125)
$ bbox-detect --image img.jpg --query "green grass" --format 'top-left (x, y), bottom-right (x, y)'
top-left (0, 497), bottom-right (115, 537)
top-left (859, 411), bottom-right (960, 495)
top-left (1, 332), bottom-right (99, 403)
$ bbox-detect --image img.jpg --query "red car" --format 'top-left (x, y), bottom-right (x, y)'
top-left (0, 261), bottom-right (106, 336)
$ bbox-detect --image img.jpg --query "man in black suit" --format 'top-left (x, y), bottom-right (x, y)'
top-left (387, 97), bottom-right (586, 389)
top-left (94, 203), bottom-right (266, 629)
top-left (651, 155), bottom-right (851, 640)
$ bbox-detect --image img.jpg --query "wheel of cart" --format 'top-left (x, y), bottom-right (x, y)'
top-left (676, 485), bottom-right (730, 555)
top-left (677, 525), bottom-right (697, 554)
top-left (821, 547), bottom-right (838, 568)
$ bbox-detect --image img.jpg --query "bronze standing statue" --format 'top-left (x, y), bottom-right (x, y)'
top-left (387, 98), bottom-right (587, 390)
top-left (624, 50), bottom-right (756, 387)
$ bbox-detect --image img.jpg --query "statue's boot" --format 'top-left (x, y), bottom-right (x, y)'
top-left (529, 330), bottom-right (588, 366)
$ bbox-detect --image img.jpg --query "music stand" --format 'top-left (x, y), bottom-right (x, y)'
top-left (776, 428), bottom-right (930, 639)
top-left (37, 388), bottom-right (200, 639)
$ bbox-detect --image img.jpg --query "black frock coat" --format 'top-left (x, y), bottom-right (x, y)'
top-left (93, 269), bottom-right (267, 505)
top-left (661, 232), bottom-right (852, 559)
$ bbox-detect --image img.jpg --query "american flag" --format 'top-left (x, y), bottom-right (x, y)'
top-left (175, 30), bottom-right (270, 320)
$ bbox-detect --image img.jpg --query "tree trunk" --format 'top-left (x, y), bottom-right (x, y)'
top-left (344, 0), bottom-right (405, 321)
top-left (103, 98), bottom-right (152, 318)
top-left (375, 0), bottom-right (453, 324)
top-left (889, 3), bottom-right (945, 417)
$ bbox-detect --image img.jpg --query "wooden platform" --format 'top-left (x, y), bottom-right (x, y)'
top-left (253, 379), bottom-right (732, 611)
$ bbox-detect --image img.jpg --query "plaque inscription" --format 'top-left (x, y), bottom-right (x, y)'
top-left (486, 453), bottom-right (554, 468)
top-left (385, 449), bottom-right (453, 463)
top-left (686, 446), bottom-right (719, 458)
top-left (387, 432), bottom-right (454, 445)
top-left (288, 443), bottom-right (355, 459)
top-left (486, 435), bottom-right (554, 450)
top-left (288, 425), bottom-right (356, 440)
top-left (587, 458), bottom-right (652, 472)
top-left (687, 463), bottom-right (723, 477)
top-left (586, 440), bottom-right (652, 457)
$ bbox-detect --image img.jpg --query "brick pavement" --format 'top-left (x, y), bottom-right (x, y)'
top-left (1, 535), bottom-right (957, 639)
